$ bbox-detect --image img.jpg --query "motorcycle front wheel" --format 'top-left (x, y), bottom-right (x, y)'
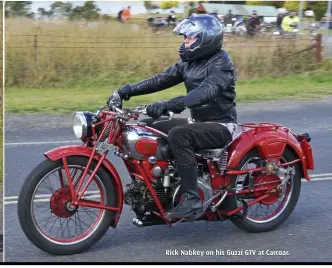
top-left (17, 156), bottom-right (117, 255)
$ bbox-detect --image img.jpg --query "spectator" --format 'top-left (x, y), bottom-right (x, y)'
top-left (210, 9), bottom-right (219, 20)
top-left (122, 6), bottom-right (131, 23)
top-left (224, 10), bottom-right (233, 25)
top-left (281, 10), bottom-right (300, 32)
top-left (276, 10), bottom-right (285, 32)
top-left (246, 10), bottom-right (261, 36)
top-left (167, 10), bottom-right (176, 25)
top-left (117, 8), bottom-right (124, 22)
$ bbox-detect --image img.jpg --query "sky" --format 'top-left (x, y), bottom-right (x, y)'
top-left (29, 1), bottom-right (185, 15)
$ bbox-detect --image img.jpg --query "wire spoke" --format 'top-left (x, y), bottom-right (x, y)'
top-left (80, 207), bottom-right (98, 221)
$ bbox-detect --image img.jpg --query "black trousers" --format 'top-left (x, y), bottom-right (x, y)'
top-left (168, 122), bottom-right (232, 169)
top-left (140, 117), bottom-right (233, 168)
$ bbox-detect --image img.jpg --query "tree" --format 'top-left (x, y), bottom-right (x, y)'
top-left (212, 1), bottom-right (245, 4)
top-left (246, 1), bottom-right (284, 8)
top-left (307, 1), bottom-right (328, 21)
top-left (50, 1), bottom-right (73, 19)
top-left (5, 1), bottom-right (35, 18)
top-left (160, 1), bottom-right (179, 10)
top-left (81, 1), bottom-right (100, 22)
top-left (144, 1), bottom-right (159, 10)
top-left (283, 1), bottom-right (307, 12)
top-left (69, 1), bottom-right (100, 23)
top-left (37, 7), bottom-right (54, 18)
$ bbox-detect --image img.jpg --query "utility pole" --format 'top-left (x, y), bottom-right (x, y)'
top-left (324, 1), bottom-right (332, 45)
top-left (298, 0), bottom-right (304, 34)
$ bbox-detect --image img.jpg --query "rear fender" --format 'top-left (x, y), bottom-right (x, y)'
top-left (44, 145), bottom-right (124, 227)
top-left (227, 128), bottom-right (312, 181)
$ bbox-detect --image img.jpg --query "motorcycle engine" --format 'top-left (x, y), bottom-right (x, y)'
top-left (124, 164), bottom-right (213, 219)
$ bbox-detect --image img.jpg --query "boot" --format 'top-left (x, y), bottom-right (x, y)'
top-left (165, 165), bottom-right (203, 220)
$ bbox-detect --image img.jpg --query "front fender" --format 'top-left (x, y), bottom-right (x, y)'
top-left (44, 145), bottom-right (123, 227)
top-left (227, 128), bottom-right (313, 181)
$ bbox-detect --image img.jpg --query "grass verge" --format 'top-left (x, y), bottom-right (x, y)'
top-left (5, 71), bottom-right (332, 115)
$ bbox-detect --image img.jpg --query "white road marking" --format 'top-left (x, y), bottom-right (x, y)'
top-left (310, 173), bottom-right (332, 178)
top-left (5, 140), bottom-right (81, 146)
top-left (4, 195), bottom-right (101, 205)
top-left (4, 176), bottom-right (331, 205)
top-left (4, 190), bottom-right (100, 200)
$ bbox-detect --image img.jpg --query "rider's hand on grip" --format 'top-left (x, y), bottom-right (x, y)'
top-left (107, 91), bottom-right (122, 110)
top-left (146, 101), bottom-right (169, 120)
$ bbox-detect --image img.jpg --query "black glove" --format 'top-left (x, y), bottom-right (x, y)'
top-left (146, 101), bottom-right (168, 120)
top-left (117, 84), bottom-right (132, 101)
top-left (146, 96), bottom-right (185, 120)
top-left (107, 84), bottom-right (132, 109)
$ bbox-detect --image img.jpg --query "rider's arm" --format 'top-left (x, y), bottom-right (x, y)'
top-left (127, 61), bottom-right (184, 97)
top-left (164, 67), bottom-right (234, 112)
top-left (183, 67), bottom-right (235, 108)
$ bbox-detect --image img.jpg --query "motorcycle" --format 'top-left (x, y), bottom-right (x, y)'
top-left (17, 98), bottom-right (314, 255)
top-left (232, 18), bottom-right (247, 37)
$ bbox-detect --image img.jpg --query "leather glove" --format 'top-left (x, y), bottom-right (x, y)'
top-left (107, 84), bottom-right (132, 109)
top-left (146, 96), bottom-right (185, 120)
top-left (146, 101), bottom-right (168, 120)
top-left (117, 84), bottom-right (132, 101)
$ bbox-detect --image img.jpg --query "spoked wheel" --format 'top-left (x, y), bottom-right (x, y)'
top-left (224, 148), bottom-right (302, 233)
top-left (17, 156), bottom-right (117, 255)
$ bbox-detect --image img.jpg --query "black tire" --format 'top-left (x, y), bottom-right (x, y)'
top-left (224, 147), bottom-right (302, 233)
top-left (17, 156), bottom-right (117, 255)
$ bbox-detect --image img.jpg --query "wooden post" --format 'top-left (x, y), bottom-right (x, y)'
top-left (33, 34), bottom-right (38, 64)
top-left (315, 34), bottom-right (322, 64)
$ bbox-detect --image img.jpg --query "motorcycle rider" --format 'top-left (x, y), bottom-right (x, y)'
top-left (107, 14), bottom-right (238, 220)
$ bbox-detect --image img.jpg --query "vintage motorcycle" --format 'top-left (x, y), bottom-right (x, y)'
top-left (17, 100), bottom-right (314, 255)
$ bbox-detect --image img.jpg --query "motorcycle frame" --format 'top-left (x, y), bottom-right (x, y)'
top-left (45, 110), bottom-right (314, 227)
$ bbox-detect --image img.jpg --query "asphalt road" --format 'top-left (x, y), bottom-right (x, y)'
top-left (4, 97), bottom-right (332, 262)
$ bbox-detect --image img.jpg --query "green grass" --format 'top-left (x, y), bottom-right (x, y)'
top-left (5, 71), bottom-right (332, 115)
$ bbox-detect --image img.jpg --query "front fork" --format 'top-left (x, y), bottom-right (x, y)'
top-left (62, 145), bottom-right (119, 213)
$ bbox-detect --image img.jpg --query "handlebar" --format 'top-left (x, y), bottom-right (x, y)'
top-left (100, 104), bottom-right (174, 121)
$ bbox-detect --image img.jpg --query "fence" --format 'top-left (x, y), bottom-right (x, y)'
top-left (5, 33), bottom-right (324, 88)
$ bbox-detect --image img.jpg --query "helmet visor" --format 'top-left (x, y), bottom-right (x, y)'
top-left (173, 19), bottom-right (202, 38)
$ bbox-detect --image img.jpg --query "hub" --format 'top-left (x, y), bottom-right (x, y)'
top-left (254, 174), bottom-right (281, 205)
top-left (50, 187), bottom-right (77, 218)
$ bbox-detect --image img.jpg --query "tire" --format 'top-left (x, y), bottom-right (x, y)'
top-left (17, 156), bottom-right (117, 255)
top-left (225, 147), bottom-right (302, 233)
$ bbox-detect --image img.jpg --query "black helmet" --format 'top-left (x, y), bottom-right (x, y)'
top-left (173, 14), bottom-right (223, 62)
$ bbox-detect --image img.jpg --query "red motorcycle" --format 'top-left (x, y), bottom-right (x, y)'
top-left (17, 102), bottom-right (314, 255)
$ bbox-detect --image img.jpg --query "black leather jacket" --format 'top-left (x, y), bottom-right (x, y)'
top-left (128, 50), bottom-right (237, 123)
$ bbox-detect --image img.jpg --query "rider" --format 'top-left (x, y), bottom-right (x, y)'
top-left (108, 14), bottom-right (238, 220)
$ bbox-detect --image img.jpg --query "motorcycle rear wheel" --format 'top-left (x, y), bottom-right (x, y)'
top-left (17, 156), bottom-right (117, 255)
top-left (224, 147), bottom-right (302, 233)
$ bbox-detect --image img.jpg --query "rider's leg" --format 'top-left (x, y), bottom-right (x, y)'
top-left (165, 122), bottom-right (233, 219)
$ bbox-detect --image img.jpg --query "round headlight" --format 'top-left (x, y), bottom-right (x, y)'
top-left (73, 112), bottom-right (88, 139)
